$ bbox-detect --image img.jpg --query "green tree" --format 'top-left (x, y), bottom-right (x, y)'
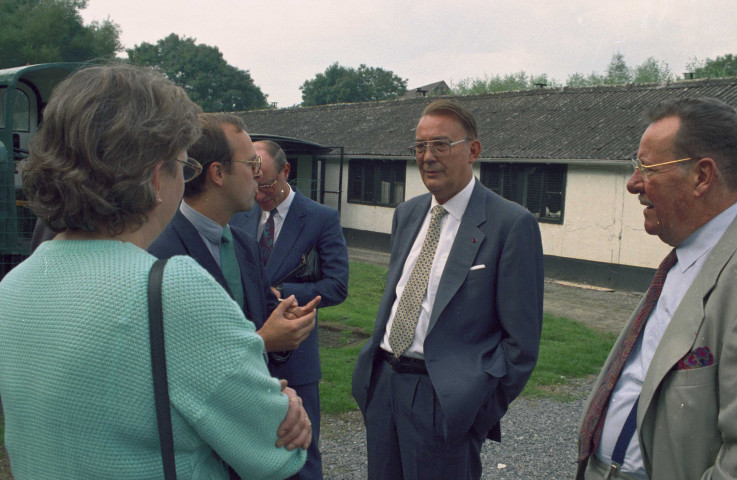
top-left (688, 54), bottom-right (737, 79)
top-left (566, 53), bottom-right (672, 87)
top-left (300, 62), bottom-right (407, 106)
top-left (127, 34), bottom-right (267, 112)
top-left (0, 0), bottom-right (121, 69)
top-left (632, 57), bottom-right (673, 83)
top-left (452, 71), bottom-right (561, 95)
top-left (605, 52), bottom-right (632, 84)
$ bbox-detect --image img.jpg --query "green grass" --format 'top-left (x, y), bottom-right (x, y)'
top-left (319, 262), bottom-right (386, 332)
top-left (318, 261), bottom-right (617, 414)
top-left (524, 314), bottom-right (616, 399)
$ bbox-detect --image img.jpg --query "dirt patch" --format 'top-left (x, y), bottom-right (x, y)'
top-left (543, 279), bottom-right (643, 335)
top-left (319, 322), bottom-right (370, 348)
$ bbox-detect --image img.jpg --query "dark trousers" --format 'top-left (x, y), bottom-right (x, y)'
top-left (288, 381), bottom-right (322, 480)
top-left (364, 359), bottom-right (484, 480)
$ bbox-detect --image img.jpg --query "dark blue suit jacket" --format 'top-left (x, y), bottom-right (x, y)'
top-left (352, 179), bottom-right (544, 441)
top-left (230, 190), bottom-right (349, 385)
top-left (148, 210), bottom-right (278, 334)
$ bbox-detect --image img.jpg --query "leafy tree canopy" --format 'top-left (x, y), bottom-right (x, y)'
top-left (0, 0), bottom-right (121, 69)
top-left (300, 62), bottom-right (407, 106)
top-left (453, 71), bottom-right (561, 95)
top-left (688, 54), bottom-right (737, 79)
top-left (567, 53), bottom-right (673, 87)
top-left (127, 33), bottom-right (268, 112)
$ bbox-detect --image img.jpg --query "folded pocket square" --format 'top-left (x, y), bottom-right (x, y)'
top-left (470, 264), bottom-right (486, 271)
top-left (675, 346), bottom-right (714, 370)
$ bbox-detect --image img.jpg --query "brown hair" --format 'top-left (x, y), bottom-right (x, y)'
top-left (184, 113), bottom-right (247, 197)
top-left (23, 63), bottom-right (201, 234)
top-left (421, 99), bottom-right (479, 139)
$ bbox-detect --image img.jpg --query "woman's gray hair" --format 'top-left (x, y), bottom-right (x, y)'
top-left (23, 63), bottom-right (202, 234)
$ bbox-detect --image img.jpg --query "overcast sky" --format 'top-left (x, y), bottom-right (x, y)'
top-left (81, 0), bottom-right (737, 108)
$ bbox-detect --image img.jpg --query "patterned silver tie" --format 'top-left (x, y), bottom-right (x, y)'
top-left (388, 205), bottom-right (448, 358)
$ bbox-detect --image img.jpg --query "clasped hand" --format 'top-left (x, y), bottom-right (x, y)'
top-left (276, 379), bottom-right (312, 450)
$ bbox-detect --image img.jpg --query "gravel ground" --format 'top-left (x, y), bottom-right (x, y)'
top-left (320, 378), bottom-right (593, 480)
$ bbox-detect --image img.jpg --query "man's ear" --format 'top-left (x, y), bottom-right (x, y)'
top-left (208, 161), bottom-right (225, 187)
top-left (694, 157), bottom-right (718, 197)
top-left (282, 162), bottom-right (291, 179)
top-left (469, 139), bottom-right (482, 163)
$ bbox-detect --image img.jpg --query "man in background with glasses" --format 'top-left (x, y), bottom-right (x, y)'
top-left (149, 113), bottom-right (319, 395)
top-left (352, 99), bottom-right (544, 480)
top-left (576, 97), bottom-right (737, 480)
top-left (230, 139), bottom-right (349, 480)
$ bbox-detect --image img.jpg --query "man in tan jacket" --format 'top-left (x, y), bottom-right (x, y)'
top-left (577, 97), bottom-right (737, 480)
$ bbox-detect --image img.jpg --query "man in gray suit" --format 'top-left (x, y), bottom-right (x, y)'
top-left (352, 99), bottom-right (544, 480)
top-left (576, 97), bottom-right (737, 480)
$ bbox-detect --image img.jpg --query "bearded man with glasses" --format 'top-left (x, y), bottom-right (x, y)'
top-left (352, 99), bottom-right (544, 480)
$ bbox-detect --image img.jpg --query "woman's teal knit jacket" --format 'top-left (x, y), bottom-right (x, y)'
top-left (0, 240), bottom-right (306, 479)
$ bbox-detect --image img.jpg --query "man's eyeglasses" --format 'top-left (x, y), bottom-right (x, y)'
top-left (631, 156), bottom-right (696, 177)
top-left (408, 139), bottom-right (469, 159)
top-left (233, 155), bottom-right (262, 174)
top-left (177, 156), bottom-right (203, 182)
top-left (257, 177), bottom-right (279, 192)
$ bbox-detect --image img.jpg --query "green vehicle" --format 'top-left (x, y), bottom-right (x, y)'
top-left (0, 63), bottom-right (81, 278)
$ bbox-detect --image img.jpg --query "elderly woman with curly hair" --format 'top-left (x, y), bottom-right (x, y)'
top-left (0, 64), bottom-right (310, 480)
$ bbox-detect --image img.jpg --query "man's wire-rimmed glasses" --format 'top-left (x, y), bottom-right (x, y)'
top-left (233, 155), bottom-right (262, 174)
top-left (408, 138), bottom-right (470, 159)
top-left (257, 177), bottom-right (279, 192)
top-left (631, 156), bottom-right (696, 177)
top-left (177, 156), bottom-right (203, 182)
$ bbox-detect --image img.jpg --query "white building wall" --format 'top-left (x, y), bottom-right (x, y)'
top-left (330, 158), bottom-right (670, 271)
top-left (539, 164), bottom-right (670, 270)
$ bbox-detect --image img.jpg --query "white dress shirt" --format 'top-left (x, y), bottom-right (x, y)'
top-left (257, 188), bottom-right (295, 243)
top-left (596, 201), bottom-right (737, 478)
top-left (380, 177), bottom-right (475, 359)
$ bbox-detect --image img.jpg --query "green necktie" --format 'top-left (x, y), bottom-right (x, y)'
top-left (220, 225), bottom-right (244, 308)
top-left (388, 205), bottom-right (448, 358)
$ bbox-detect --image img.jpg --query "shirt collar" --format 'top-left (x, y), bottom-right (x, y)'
top-left (675, 201), bottom-right (737, 272)
top-left (263, 186), bottom-right (295, 220)
top-left (430, 176), bottom-right (476, 221)
top-left (180, 200), bottom-right (226, 245)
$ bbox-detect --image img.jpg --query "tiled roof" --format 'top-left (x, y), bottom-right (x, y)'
top-left (239, 78), bottom-right (737, 161)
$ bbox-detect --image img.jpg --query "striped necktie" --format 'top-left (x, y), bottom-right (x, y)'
top-left (388, 205), bottom-right (448, 358)
top-left (578, 248), bottom-right (678, 462)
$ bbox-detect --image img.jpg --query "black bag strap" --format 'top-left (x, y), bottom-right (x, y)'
top-left (148, 258), bottom-right (176, 480)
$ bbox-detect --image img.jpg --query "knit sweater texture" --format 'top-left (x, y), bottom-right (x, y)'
top-left (0, 240), bottom-right (305, 479)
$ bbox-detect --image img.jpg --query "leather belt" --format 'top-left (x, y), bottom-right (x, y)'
top-left (377, 349), bottom-right (428, 375)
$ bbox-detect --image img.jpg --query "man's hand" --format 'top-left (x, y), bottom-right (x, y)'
top-left (257, 295), bottom-right (317, 351)
top-left (276, 379), bottom-right (312, 451)
top-left (283, 295), bottom-right (321, 320)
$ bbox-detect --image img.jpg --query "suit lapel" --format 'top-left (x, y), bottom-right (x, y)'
top-left (639, 214), bottom-right (737, 421)
top-left (429, 181), bottom-right (485, 332)
top-left (244, 207), bottom-right (260, 236)
top-left (171, 211), bottom-right (231, 294)
top-left (267, 191), bottom-right (307, 279)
